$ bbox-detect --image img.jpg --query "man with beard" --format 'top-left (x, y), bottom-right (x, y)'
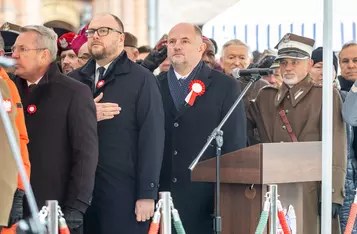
top-left (57, 32), bottom-right (80, 74)
top-left (247, 33), bottom-right (346, 233)
top-left (157, 23), bottom-right (246, 234)
top-left (69, 13), bottom-right (165, 234)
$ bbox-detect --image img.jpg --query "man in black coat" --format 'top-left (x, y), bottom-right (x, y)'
top-left (68, 13), bottom-right (165, 234)
top-left (12, 25), bottom-right (98, 234)
top-left (157, 23), bottom-right (247, 234)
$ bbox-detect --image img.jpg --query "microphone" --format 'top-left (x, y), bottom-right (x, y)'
top-left (0, 56), bottom-right (16, 68)
top-left (256, 55), bottom-right (276, 68)
top-left (232, 68), bottom-right (275, 79)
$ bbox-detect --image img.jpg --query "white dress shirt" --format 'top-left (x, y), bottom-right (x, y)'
top-left (27, 77), bottom-right (42, 87)
top-left (174, 70), bottom-right (192, 80)
top-left (95, 62), bottom-right (113, 85)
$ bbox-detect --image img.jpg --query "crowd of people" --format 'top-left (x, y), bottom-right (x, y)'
top-left (1, 11), bottom-right (357, 234)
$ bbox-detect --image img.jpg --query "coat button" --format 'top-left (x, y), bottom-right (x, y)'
top-left (174, 122), bottom-right (179, 127)
top-left (150, 183), bottom-right (155, 188)
top-left (287, 95), bottom-right (290, 99)
top-left (282, 125), bottom-right (286, 130)
top-left (285, 109), bottom-right (289, 114)
top-left (173, 150), bottom-right (178, 155)
top-left (172, 177), bottom-right (178, 183)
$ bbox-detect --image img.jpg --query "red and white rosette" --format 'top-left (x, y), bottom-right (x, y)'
top-left (185, 80), bottom-right (205, 106)
top-left (27, 104), bottom-right (37, 114)
top-left (97, 80), bottom-right (105, 89)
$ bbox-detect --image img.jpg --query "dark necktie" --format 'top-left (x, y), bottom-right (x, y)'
top-left (28, 84), bottom-right (36, 92)
top-left (98, 67), bottom-right (106, 82)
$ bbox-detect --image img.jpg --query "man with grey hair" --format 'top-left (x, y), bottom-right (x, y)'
top-left (220, 39), bottom-right (269, 145)
top-left (220, 39), bottom-right (252, 75)
top-left (12, 25), bottom-right (98, 234)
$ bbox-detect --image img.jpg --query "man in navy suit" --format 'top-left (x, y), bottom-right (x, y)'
top-left (157, 23), bottom-right (247, 234)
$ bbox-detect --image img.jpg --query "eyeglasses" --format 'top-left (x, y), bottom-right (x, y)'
top-left (11, 46), bottom-right (46, 54)
top-left (85, 27), bottom-right (122, 38)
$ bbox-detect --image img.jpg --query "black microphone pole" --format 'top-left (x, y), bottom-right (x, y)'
top-left (189, 74), bottom-right (261, 234)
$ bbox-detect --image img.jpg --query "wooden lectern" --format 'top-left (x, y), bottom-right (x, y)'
top-left (191, 142), bottom-right (322, 234)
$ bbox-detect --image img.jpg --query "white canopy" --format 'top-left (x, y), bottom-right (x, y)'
top-left (203, 0), bottom-right (357, 52)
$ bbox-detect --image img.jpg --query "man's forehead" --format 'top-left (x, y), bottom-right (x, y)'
top-left (340, 47), bottom-right (357, 58)
top-left (168, 25), bottom-right (196, 39)
top-left (15, 32), bottom-right (36, 44)
top-left (89, 15), bottom-right (119, 29)
top-left (224, 45), bottom-right (248, 55)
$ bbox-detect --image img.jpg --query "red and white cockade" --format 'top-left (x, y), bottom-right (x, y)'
top-left (27, 104), bottom-right (37, 114)
top-left (185, 80), bottom-right (206, 106)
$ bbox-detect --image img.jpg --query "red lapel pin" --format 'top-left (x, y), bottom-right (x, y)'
top-left (27, 104), bottom-right (37, 114)
top-left (185, 80), bottom-right (206, 106)
top-left (2, 99), bottom-right (12, 113)
top-left (97, 80), bottom-right (105, 89)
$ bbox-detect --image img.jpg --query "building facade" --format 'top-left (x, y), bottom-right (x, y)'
top-left (0, 0), bottom-right (238, 47)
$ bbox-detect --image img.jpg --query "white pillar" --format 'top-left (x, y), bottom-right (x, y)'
top-left (321, 0), bottom-right (333, 232)
top-left (4, 0), bottom-right (16, 23)
top-left (26, 0), bottom-right (42, 24)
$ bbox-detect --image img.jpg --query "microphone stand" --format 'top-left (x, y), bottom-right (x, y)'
top-left (0, 91), bottom-right (45, 234)
top-left (189, 74), bottom-right (261, 234)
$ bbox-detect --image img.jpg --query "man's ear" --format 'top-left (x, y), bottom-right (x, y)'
top-left (199, 42), bottom-right (207, 53)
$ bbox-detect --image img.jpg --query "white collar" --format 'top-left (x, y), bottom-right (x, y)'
top-left (95, 61), bottom-right (113, 74)
top-left (27, 77), bottom-right (42, 86)
top-left (174, 70), bottom-right (192, 80)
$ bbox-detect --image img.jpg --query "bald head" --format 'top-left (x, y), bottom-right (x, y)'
top-left (90, 13), bottom-right (124, 32)
top-left (168, 23), bottom-right (203, 43)
top-left (167, 23), bottom-right (206, 74)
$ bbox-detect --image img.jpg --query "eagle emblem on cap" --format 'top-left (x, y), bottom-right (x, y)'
top-left (59, 38), bottom-right (69, 49)
top-left (283, 34), bottom-right (291, 43)
top-left (3, 99), bottom-right (12, 113)
top-left (2, 22), bottom-right (9, 31)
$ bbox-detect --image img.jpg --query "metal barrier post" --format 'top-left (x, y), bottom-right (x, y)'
top-left (269, 184), bottom-right (278, 234)
top-left (159, 192), bottom-right (172, 234)
top-left (46, 201), bottom-right (58, 234)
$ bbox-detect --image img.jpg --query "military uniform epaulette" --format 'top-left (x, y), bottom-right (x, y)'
top-left (250, 84), bottom-right (278, 103)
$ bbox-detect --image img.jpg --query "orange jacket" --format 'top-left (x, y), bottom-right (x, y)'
top-left (1, 69), bottom-right (30, 234)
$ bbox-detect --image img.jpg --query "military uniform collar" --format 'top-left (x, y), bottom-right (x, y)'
top-left (274, 75), bottom-right (314, 107)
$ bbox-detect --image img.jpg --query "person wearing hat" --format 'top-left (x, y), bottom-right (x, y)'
top-left (0, 78), bottom-right (19, 233)
top-left (0, 22), bottom-right (21, 77)
top-left (72, 25), bottom-right (90, 67)
top-left (0, 32), bottom-right (30, 234)
top-left (57, 32), bottom-right (80, 74)
top-left (310, 47), bottom-right (339, 87)
top-left (260, 61), bottom-right (282, 87)
top-left (247, 33), bottom-right (346, 233)
top-left (124, 32), bottom-right (139, 62)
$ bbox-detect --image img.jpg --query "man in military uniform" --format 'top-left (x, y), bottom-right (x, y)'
top-left (247, 33), bottom-right (346, 233)
top-left (57, 32), bottom-right (80, 74)
top-left (0, 78), bottom-right (18, 232)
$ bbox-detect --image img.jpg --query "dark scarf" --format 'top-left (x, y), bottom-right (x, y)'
top-left (338, 75), bottom-right (354, 91)
top-left (167, 61), bottom-right (204, 110)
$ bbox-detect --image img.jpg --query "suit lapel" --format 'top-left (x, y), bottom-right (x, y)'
top-left (159, 76), bottom-right (177, 117)
top-left (175, 63), bottom-right (212, 120)
top-left (15, 63), bottom-right (58, 110)
top-left (93, 52), bottom-right (131, 97)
